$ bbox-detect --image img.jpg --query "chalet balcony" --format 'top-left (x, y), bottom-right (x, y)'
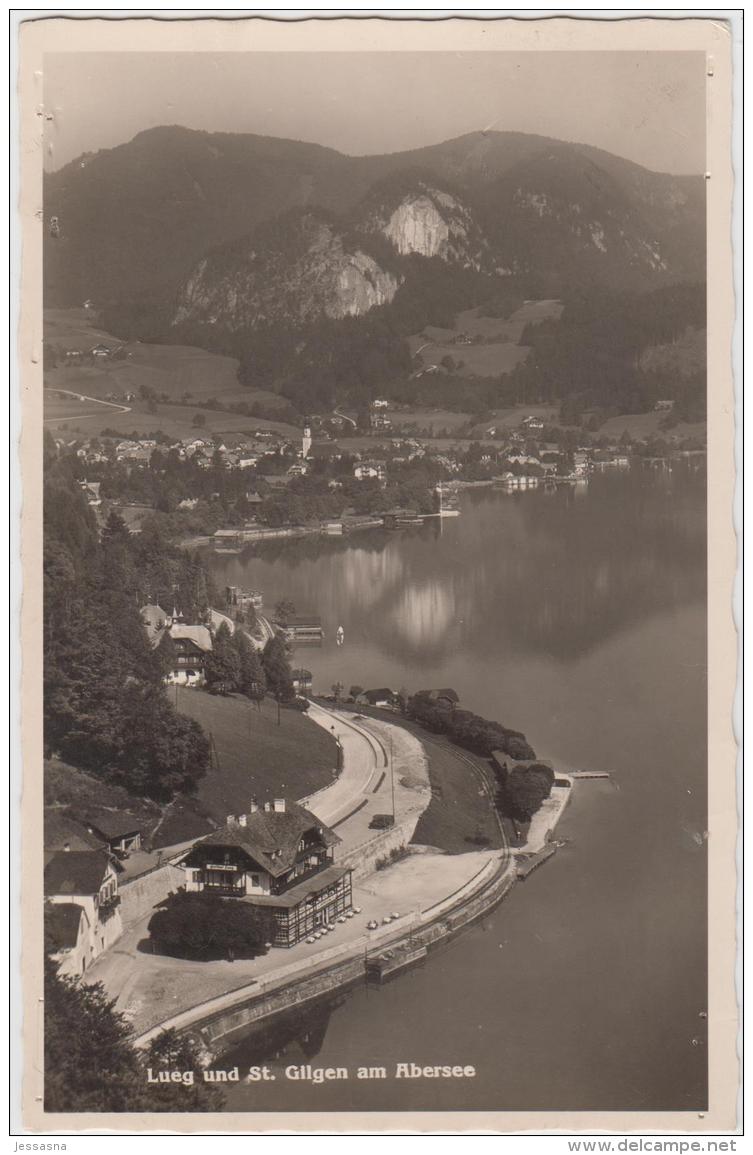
top-left (202, 880), bottom-right (247, 898)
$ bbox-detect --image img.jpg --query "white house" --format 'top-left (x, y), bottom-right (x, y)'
top-left (44, 849), bottom-right (123, 977)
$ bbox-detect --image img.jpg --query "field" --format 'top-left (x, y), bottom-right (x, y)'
top-left (43, 758), bottom-right (215, 848)
top-left (382, 408), bottom-right (476, 435)
top-left (407, 299), bottom-right (562, 380)
top-left (174, 688), bottom-right (338, 822)
top-left (598, 411), bottom-right (707, 443)
top-left (44, 309), bottom-right (299, 439)
top-left (352, 707), bottom-right (503, 854)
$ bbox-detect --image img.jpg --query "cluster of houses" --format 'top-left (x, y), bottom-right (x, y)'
top-left (44, 808), bottom-right (143, 978)
top-left (45, 793), bottom-right (353, 974)
top-left (61, 342), bottom-right (127, 362)
top-left (58, 431), bottom-right (283, 473)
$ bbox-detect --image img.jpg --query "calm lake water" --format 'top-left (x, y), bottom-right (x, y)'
top-left (207, 462), bottom-right (708, 1112)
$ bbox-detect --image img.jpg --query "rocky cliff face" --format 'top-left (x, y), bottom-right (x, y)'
top-left (173, 214), bottom-right (400, 330)
top-left (362, 183), bottom-right (489, 269)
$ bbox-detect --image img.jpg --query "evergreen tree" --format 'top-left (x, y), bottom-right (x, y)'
top-left (204, 621), bottom-right (241, 694)
top-left (44, 954), bottom-right (223, 1112)
top-left (261, 635), bottom-right (295, 703)
top-left (232, 629), bottom-right (266, 701)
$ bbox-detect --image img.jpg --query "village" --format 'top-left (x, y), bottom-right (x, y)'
top-left (54, 404), bottom-right (660, 551)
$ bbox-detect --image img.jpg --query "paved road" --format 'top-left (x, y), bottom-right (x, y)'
top-left (301, 703), bottom-right (387, 827)
top-left (208, 608), bottom-right (275, 653)
top-left (44, 387), bottom-right (132, 425)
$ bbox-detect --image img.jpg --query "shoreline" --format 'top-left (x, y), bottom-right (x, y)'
top-left (133, 848), bottom-right (517, 1055)
top-left (128, 726), bottom-right (574, 1055)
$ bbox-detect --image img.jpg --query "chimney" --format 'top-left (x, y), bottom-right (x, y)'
top-left (226, 815), bottom-right (237, 827)
top-left (238, 814), bottom-right (247, 827)
top-left (249, 799), bottom-right (259, 813)
top-left (273, 798), bottom-right (286, 813)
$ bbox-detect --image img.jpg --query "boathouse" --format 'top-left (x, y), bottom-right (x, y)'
top-left (277, 614), bottom-right (324, 643)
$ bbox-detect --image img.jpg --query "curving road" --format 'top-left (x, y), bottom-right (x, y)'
top-left (44, 387), bottom-right (132, 425)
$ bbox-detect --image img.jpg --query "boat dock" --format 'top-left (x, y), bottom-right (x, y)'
top-left (569, 771), bottom-right (611, 780)
top-left (515, 844), bottom-right (559, 880)
top-left (365, 943), bottom-right (428, 983)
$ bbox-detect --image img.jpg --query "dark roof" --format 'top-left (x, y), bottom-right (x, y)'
top-left (428, 688), bottom-right (460, 704)
top-left (246, 865), bottom-right (350, 908)
top-left (44, 850), bottom-right (113, 897)
top-left (79, 810), bottom-right (143, 840)
top-left (45, 811), bottom-right (104, 853)
top-left (307, 441), bottom-right (341, 459)
top-left (189, 802), bottom-right (339, 878)
top-left (362, 688), bottom-right (396, 703)
top-left (45, 903), bottom-right (86, 951)
top-left (286, 615), bottom-right (322, 628)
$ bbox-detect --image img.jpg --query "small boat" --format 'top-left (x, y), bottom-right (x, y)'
top-left (336, 625), bottom-right (345, 646)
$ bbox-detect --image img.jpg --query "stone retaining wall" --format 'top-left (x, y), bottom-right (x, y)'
top-left (119, 863), bottom-right (185, 926)
top-left (339, 817), bottom-right (420, 882)
top-left (172, 858), bottom-right (515, 1056)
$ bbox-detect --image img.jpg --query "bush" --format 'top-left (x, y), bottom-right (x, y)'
top-left (285, 696), bottom-right (310, 712)
top-left (148, 891), bottom-right (276, 960)
top-left (375, 844), bottom-right (409, 870)
top-left (406, 692), bottom-right (536, 760)
top-left (500, 763), bottom-right (555, 821)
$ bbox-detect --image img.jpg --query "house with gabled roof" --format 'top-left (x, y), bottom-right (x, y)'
top-left (79, 811), bottom-right (143, 855)
top-left (44, 849), bottom-right (123, 973)
top-left (180, 799), bottom-right (352, 947)
top-left (166, 623), bottom-right (213, 686)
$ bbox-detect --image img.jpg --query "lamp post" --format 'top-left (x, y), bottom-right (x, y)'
top-left (390, 731), bottom-right (396, 820)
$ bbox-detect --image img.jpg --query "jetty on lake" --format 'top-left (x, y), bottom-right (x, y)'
top-left (515, 845), bottom-right (559, 880)
top-left (366, 943), bottom-right (428, 983)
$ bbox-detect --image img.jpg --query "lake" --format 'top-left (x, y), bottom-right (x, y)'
top-left (207, 462), bottom-right (707, 1112)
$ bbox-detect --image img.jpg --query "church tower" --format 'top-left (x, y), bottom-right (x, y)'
top-left (301, 419), bottom-right (312, 460)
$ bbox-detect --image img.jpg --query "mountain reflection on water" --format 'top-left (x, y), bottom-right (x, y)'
top-left (210, 464), bottom-right (705, 665)
top-left (207, 462), bottom-right (707, 1112)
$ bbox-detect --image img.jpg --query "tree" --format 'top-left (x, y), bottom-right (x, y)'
top-left (43, 953), bottom-right (222, 1112)
top-left (349, 684), bottom-right (364, 701)
top-left (261, 636), bottom-right (295, 702)
top-left (232, 629), bottom-right (266, 701)
top-left (148, 891), bottom-right (276, 960)
top-left (274, 598), bottom-right (296, 625)
top-left (502, 763), bottom-right (555, 821)
top-left (204, 621), bottom-right (241, 694)
top-left (101, 510), bottom-right (130, 545)
top-left (331, 681), bottom-right (345, 707)
top-left (192, 412), bottom-right (207, 428)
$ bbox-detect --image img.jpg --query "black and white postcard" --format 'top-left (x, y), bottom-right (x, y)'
top-left (15, 13), bottom-right (739, 1136)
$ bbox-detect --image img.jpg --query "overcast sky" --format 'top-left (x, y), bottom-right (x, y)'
top-left (43, 51), bottom-right (706, 174)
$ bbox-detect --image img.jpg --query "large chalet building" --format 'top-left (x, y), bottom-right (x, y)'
top-left (180, 799), bottom-right (352, 947)
top-left (139, 604), bottom-right (213, 686)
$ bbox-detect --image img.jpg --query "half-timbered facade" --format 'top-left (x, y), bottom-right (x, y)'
top-left (180, 799), bottom-right (352, 947)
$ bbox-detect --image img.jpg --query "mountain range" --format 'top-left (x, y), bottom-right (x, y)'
top-left (45, 126), bottom-right (704, 311)
top-left (43, 126), bottom-right (706, 418)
